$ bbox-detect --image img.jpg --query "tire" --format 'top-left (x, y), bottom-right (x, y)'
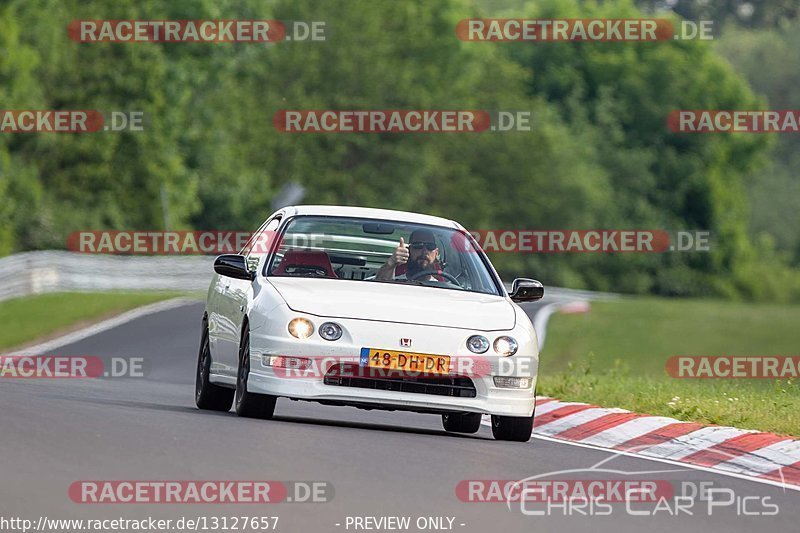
top-left (441, 412), bottom-right (482, 434)
top-left (234, 323), bottom-right (277, 419)
top-left (491, 414), bottom-right (534, 442)
top-left (195, 319), bottom-right (234, 411)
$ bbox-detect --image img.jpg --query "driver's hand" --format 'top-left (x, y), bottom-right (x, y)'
top-left (388, 237), bottom-right (409, 267)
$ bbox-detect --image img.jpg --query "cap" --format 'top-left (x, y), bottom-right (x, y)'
top-left (409, 229), bottom-right (437, 245)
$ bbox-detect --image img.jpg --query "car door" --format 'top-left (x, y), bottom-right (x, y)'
top-left (206, 265), bottom-right (234, 376)
top-left (216, 215), bottom-right (282, 376)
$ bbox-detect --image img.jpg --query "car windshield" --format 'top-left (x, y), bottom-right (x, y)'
top-left (265, 216), bottom-right (501, 296)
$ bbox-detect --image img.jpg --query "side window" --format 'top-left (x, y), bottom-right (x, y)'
top-left (245, 217), bottom-right (281, 272)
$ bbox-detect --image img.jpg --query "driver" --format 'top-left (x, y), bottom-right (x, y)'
top-left (375, 229), bottom-right (440, 282)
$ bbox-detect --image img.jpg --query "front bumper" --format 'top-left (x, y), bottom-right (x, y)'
top-left (247, 365), bottom-right (535, 416)
top-left (247, 304), bottom-right (539, 417)
top-left (248, 336), bottom-right (536, 417)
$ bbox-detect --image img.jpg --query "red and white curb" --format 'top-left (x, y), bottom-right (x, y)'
top-left (486, 397), bottom-right (800, 491)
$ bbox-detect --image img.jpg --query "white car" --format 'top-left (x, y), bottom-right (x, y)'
top-left (195, 205), bottom-right (544, 441)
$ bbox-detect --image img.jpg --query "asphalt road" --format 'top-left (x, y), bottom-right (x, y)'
top-left (1, 299), bottom-right (798, 533)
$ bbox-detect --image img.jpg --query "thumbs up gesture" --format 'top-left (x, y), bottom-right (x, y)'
top-left (388, 237), bottom-right (409, 267)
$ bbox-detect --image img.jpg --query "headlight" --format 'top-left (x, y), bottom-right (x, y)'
top-left (493, 336), bottom-right (518, 356)
top-left (288, 318), bottom-right (314, 339)
top-left (318, 322), bottom-right (343, 341)
top-left (467, 335), bottom-right (490, 354)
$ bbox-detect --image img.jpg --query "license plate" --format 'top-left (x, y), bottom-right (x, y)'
top-left (359, 348), bottom-right (450, 374)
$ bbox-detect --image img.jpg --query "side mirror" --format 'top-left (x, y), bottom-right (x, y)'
top-left (509, 278), bottom-right (544, 303)
top-left (214, 254), bottom-right (254, 281)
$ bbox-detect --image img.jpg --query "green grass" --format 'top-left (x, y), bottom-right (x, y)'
top-left (0, 291), bottom-right (188, 351)
top-left (539, 297), bottom-right (800, 436)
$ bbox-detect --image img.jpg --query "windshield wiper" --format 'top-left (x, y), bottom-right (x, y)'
top-left (374, 278), bottom-right (427, 286)
top-left (369, 278), bottom-right (465, 290)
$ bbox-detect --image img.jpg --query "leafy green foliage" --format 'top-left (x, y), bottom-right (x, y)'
top-left (717, 23), bottom-right (800, 261)
top-left (0, 0), bottom-right (794, 299)
top-left (540, 296), bottom-right (800, 435)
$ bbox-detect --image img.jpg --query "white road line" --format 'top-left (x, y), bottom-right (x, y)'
top-left (479, 418), bottom-right (800, 491)
top-left (580, 416), bottom-right (680, 448)
top-left (715, 440), bottom-right (800, 476)
top-left (525, 431), bottom-right (800, 493)
top-left (502, 298), bottom-right (800, 491)
top-left (8, 298), bottom-right (200, 356)
top-left (639, 426), bottom-right (754, 461)
top-left (531, 302), bottom-right (564, 349)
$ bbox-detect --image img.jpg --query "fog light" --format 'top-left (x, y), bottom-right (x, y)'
top-left (467, 335), bottom-right (490, 354)
top-left (493, 376), bottom-right (532, 388)
top-left (493, 336), bottom-right (518, 356)
top-left (288, 318), bottom-right (314, 339)
top-left (319, 322), bottom-right (343, 341)
top-left (263, 355), bottom-right (313, 370)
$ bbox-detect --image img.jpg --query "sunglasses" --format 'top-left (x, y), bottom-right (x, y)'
top-left (409, 241), bottom-right (437, 251)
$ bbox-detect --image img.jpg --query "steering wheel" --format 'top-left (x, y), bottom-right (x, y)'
top-left (408, 269), bottom-right (461, 285)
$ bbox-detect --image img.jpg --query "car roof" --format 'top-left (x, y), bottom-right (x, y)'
top-left (279, 205), bottom-right (462, 229)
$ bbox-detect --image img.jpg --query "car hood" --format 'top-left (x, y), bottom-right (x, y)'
top-left (267, 277), bottom-right (515, 331)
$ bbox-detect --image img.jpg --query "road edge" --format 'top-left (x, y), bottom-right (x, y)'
top-left (7, 297), bottom-right (201, 356)
top-left (524, 300), bottom-right (800, 492)
top-left (483, 397), bottom-right (800, 493)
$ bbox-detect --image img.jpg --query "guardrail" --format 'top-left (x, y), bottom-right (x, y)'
top-left (0, 251), bottom-right (618, 304)
top-left (0, 251), bottom-right (213, 302)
